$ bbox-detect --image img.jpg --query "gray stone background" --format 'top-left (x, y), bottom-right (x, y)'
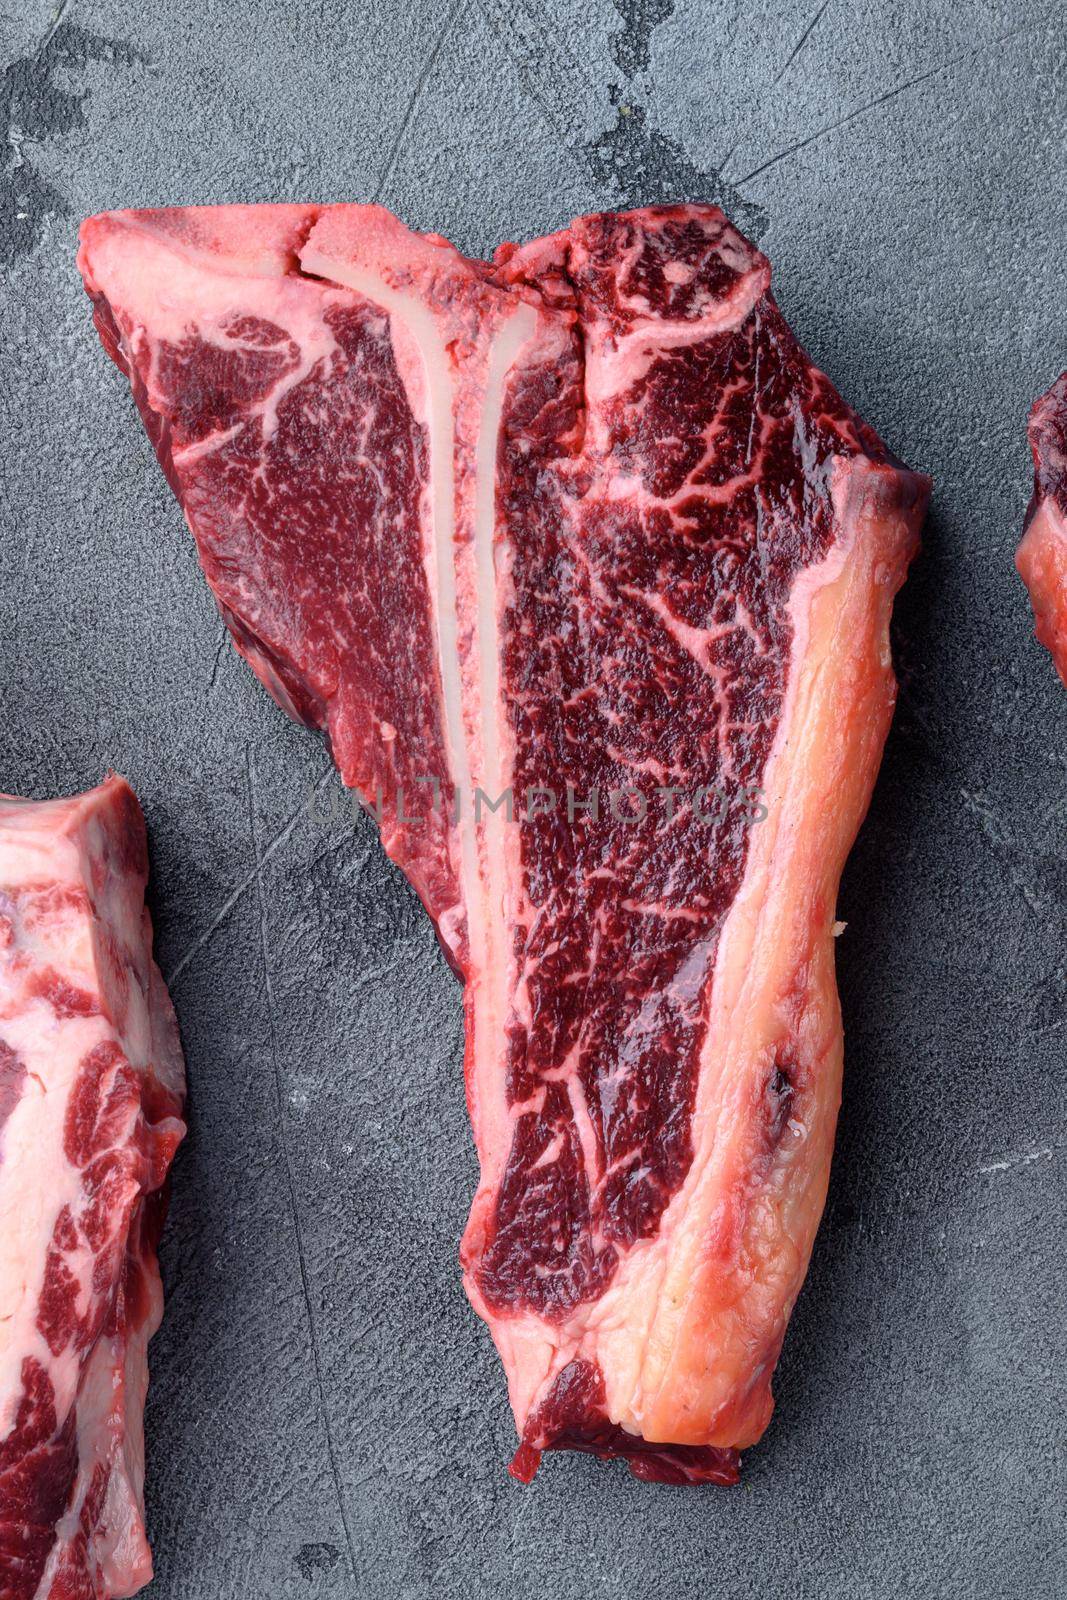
top-left (1, 1), bottom-right (1065, 1596)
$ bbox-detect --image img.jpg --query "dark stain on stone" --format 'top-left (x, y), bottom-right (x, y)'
top-left (586, 104), bottom-right (769, 240)
top-left (294, 1543), bottom-right (342, 1580)
top-left (587, 1), bottom-right (768, 237)
top-left (478, 1), bottom-right (763, 236)
top-left (609, 0), bottom-right (676, 77)
top-left (1, 20), bottom-right (146, 267)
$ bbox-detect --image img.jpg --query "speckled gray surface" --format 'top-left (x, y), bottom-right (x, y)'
top-left (1, 1), bottom-right (1065, 1595)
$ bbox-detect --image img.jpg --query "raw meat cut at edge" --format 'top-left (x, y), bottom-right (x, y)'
top-left (77, 203), bottom-right (929, 1485)
top-left (1017, 372), bottom-right (1067, 685)
top-left (0, 776), bottom-right (186, 1598)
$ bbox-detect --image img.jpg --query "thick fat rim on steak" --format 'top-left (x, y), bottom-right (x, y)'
top-left (0, 776), bottom-right (186, 1598)
top-left (1017, 372), bottom-right (1067, 686)
top-left (78, 203), bottom-right (930, 1485)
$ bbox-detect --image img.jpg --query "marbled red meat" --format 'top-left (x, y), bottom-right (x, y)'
top-left (1017, 372), bottom-right (1067, 685)
top-left (78, 203), bottom-right (928, 1483)
top-left (0, 777), bottom-right (185, 1598)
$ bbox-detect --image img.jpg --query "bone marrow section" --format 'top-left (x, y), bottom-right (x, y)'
top-left (79, 203), bottom-right (929, 1483)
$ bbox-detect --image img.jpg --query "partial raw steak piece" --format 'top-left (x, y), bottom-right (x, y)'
top-left (79, 203), bottom-right (929, 1483)
top-left (0, 777), bottom-right (185, 1598)
top-left (1017, 373), bottom-right (1067, 686)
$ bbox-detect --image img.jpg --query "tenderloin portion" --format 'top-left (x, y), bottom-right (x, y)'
top-left (1017, 373), bottom-right (1067, 686)
top-left (79, 203), bottom-right (928, 1482)
top-left (0, 776), bottom-right (186, 1597)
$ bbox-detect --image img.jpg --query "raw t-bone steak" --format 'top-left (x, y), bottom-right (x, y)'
top-left (79, 203), bottom-right (928, 1483)
top-left (1017, 372), bottom-right (1067, 686)
top-left (0, 777), bottom-right (185, 1597)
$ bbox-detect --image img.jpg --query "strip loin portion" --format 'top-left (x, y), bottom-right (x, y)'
top-left (78, 203), bottom-right (928, 1484)
top-left (0, 777), bottom-right (186, 1599)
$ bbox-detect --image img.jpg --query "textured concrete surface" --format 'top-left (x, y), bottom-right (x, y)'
top-left (1, 1), bottom-right (1065, 1596)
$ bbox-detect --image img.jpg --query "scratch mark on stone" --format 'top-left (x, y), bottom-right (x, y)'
top-left (36, 0), bottom-right (72, 56)
top-left (373, 0), bottom-right (465, 204)
top-left (772, 0), bottom-right (831, 88)
top-left (979, 1140), bottom-right (1061, 1175)
top-left (206, 623), bottom-right (228, 692)
top-left (722, 0), bottom-right (831, 177)
top-left (731, 21), bottom-right (1052, 187)
top-left (731, 60), bottom-right (952, 185)
top-left (165, 764), bottom-right (333, 986)
top-left (246, 747), bottom-right (359, 1583)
